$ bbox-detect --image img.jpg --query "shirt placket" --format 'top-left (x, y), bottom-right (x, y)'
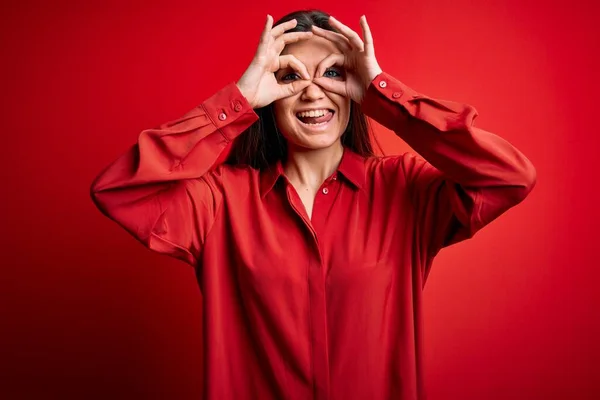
top-left (284, 174), bottom-right (339, 400)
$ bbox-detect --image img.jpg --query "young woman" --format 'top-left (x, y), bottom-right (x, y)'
top-left (91, 9), bottom-right (536, 400)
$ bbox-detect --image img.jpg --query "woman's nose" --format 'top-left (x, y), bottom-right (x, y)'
top-left (300, 81), bottom-right (326, 101)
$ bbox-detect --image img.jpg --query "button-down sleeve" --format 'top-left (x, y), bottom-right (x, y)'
top-left (361, 72), bottom-right (537, 280)
top-left (90, 83), bottom-right (258, 266)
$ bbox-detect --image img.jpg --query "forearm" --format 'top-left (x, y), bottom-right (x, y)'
top-left (361, 72), bottom-right (537, 194)
top-left (91, 82), bottom-right (257, 194)
top-left (89, 83), bottom-right (258, 263)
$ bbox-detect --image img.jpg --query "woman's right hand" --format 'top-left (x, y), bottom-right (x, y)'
top-left (236, 15), bottom-right (314, 109)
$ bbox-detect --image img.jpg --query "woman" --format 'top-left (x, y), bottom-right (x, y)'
top-left (91, 9), bottom-right (536, 400)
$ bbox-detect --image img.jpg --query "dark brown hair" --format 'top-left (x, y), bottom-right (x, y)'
top-left (226, 9), bottom-right (375, 169)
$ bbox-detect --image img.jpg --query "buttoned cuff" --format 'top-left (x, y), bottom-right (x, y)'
top-left (361, 72), bottom-right (427, 131)
top-left (364, 71), bottom-right (421, 107)
top-left (201, 82), bottom-right (257, 142)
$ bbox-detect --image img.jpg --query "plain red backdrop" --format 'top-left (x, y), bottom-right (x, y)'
top-left (1, 0), bottom-right (598, 398)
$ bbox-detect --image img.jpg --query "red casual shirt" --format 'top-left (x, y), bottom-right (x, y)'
top-left (91, 72), bottom-right (536, 400)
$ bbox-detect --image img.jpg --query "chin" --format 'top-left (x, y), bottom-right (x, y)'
top-left (286, 130), bottom-right (343, 152)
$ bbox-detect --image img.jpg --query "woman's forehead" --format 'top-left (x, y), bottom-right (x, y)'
top-left (282, 36), bottom-right (342, 67)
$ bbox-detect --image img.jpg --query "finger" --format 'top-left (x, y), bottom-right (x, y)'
top-left (310, 25), bottom-right (352, 52)
top-left (329, 16), bottom-right (364, 51)
top-left (312, 77), bottom-right (347, 97)
top-left (278, 54), bottom-right (311, 80)
top-left (315, 53), bottom-right (345, 78)
top-left (360, 15), bottom-right (375, 55)
top-left (280, 31), bottom-right (314, 45)
top-left (276, 79), bottom-right (312, 100)
top-left (260, 15), bottom-right (274, 44)
top-left (271, 18), bottom-right (297, 37)
top-left (273, 31), bottom-right (314, 54)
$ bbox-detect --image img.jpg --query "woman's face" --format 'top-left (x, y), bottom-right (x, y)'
top-left (273, 34), bottom-right (351, 152)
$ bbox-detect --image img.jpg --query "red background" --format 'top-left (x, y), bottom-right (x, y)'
top-left (1, 0), bottom-right (599, 398)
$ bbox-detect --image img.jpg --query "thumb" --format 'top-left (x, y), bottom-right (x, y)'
top-left (313, 78), bottom-right (347, 97)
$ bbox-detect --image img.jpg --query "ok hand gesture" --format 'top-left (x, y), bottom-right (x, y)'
top-left (311, 16), bottom-right (383, 104)
top-left (236, 16), bottom-right (314, 109)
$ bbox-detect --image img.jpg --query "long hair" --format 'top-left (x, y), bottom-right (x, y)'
top-left (225, 9), bottom-right (375, 169)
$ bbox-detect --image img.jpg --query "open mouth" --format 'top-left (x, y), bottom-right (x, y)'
top-left (295, 109), bottom-right (335, 126)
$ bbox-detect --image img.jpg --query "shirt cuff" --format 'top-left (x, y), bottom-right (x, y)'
top-left (201, 82), bottom-right (257, 141)
top-left (365, 71), bottom-right (421, 104)
top-left (361, 72), bottom-right (425, 131)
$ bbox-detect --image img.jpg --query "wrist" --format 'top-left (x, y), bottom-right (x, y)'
top-left (235, 82), bottom-right (256, 109)
top-left (366, 68), bottom-right (383, 88)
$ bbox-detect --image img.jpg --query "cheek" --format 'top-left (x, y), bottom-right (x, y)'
top-left (330, 94), bottom-right (350, 118)
top-left (273, 101), bottom-right (294, 126)
top-left (338, 101), bottom-right (351, 124)
top-left (272, 103), bottom-right (297, 140)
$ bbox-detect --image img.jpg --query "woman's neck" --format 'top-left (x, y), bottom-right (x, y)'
top-left (283, 141), bottom-right (344, 191)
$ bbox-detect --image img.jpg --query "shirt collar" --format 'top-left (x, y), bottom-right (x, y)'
top-left (259, 147), bottom-right (366, 198)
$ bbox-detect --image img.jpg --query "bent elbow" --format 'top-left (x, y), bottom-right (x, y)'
top-left (89, 176), bottom-right (107, 212)
top-left (511, 159), bottom-right (537, 204)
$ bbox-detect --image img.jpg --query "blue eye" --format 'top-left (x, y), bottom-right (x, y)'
top-left (281, 72), bottom-right (300, 82)
top-left (323, 68), bottom-right (343, 78)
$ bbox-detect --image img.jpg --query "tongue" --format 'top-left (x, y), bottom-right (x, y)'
top-left (299, 111), bottom-right (333, 124)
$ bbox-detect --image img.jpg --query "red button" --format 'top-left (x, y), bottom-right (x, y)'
top-left (218, 112), bottom-right (227, 121)
top-left (392, 92), bottom-right (402, 98)
top-left (234, 103), bottom-right (242, 112)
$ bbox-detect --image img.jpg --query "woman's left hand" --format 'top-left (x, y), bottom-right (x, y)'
top-left (311, 15), bottom-right (383, 104)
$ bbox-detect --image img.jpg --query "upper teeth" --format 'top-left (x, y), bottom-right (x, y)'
top-left (297, 109), bottom-right (330, 118)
